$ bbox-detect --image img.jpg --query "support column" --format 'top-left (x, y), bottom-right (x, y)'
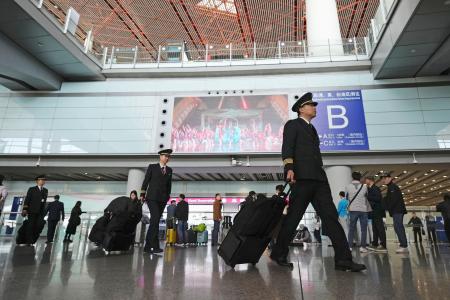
top-left (305, 0), bottom-right (343, 56)
top-left (126, 168), bottom-right (145, 196)
top-left (325, 166), bottom-right (352, 206)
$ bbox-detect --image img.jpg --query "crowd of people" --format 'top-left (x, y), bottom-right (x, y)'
top-left (333, 171), bottom-right (450, 255)
top-left (171, 121), bottom-right (283, 153)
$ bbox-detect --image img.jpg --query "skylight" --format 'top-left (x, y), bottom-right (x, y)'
top-left (197, 0), bottom-right (237, 14)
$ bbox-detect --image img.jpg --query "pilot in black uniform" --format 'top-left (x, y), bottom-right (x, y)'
top-left (22, 175), bottom-right (48, 245)
top-left (141, 149), bottom-right (173, 254)
top-left (270, 92), bottom-right (366, 272)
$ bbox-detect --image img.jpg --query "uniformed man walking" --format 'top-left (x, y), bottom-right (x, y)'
top-left (22, 175), bottom-right (48, 245)
top-left (141, 149), bottom-right (173, 254)
top-left (45, 194), bottom-right (65, 244)
top-left (270, 92), bottom-right (366, 272)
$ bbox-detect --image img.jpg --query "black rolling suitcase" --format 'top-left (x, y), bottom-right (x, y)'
top-left (187, 227), bottom-right (197, 245)
top-left (16, 219), bottom-right (29, 244)
top-left (218, 184), bottom-right (289, 268)
top-left (16, 218), bottom-right (46, 245)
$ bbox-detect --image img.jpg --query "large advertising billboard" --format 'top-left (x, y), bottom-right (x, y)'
top-left (171, 95), bottom-right (289, 153)
top-left (171, 91), bottom-right (369, 153)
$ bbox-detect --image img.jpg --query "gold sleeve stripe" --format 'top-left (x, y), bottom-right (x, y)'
top-left (283, 158), bottom-right (293, 165)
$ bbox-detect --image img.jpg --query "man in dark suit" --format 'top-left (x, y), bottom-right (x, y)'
top-left (22, 175), bottom-right (48, 245)
top-left (270, 92), bottom-right (366, 272)
top-left (45, 194), bottom-right (65, 244)
top-left (141, 149), bottom-right (173, 254)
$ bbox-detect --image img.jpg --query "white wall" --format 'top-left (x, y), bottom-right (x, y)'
top-left (0, 70), bottom-right (449, 154)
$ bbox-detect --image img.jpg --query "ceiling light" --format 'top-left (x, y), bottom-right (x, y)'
top-left (297, 41), bottom-right (302, 45)
top-left (410, 49), bottom-right (416, 53)
top-left (424, 173), bottom-right (428, 176)
top-left (403, 170), bottom-right (408, 174)
top-left (84, 172), bottom-right (88, 175)
top-left (209, 45), bottom-right (214, 49)
top-left (432, 179), bottom-right (436, 182)
top-left (430, 170), bottom-right (435, 172)
top-left (443, 175), bottom-right (448, 178)
top-left (395, 176), bottom-right (399, 179)
top-left (225, 44), bottom-right (229, 49)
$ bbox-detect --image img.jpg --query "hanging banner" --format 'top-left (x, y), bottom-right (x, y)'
top-left (312, 90), bottom-right (369, 151)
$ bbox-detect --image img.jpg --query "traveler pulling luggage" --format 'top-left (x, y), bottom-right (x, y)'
top-left (89, 192), bottom-right (142, 253)
top-left (218, 183), bottom-right (289, 268)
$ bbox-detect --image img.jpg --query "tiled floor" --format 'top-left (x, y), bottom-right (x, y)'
top-left (0, 234), bottom-right (449, 300)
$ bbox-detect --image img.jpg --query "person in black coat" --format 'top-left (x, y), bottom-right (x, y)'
top-left (407, 213), bottom-right (423, 244)
top-left (140, 149), bottom-right (173, 254)
top-left (365, 176), bottom-right (387, 251)
top-left (45, 195), bottom-right (65, 244)
top-left (22, 175), bottom-right (48, 245)
top-left (64, 201), bottom-right (85, 243)
top-left (175, 194), bottom-right (189, 246)
top-left (270, 92), bottom-right (365, 272)
top-left (381, 173), bottom-right (408, 253)
top-left (436, 193), bottom-right (450, 244)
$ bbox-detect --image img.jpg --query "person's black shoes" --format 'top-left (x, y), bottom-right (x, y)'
top-left (153, 248), bottom-right (164, 254)
top-left (143, 248), bottom-right (163, 255)
top-left (270, 255), bottom-right (294, 269)
top-left (335, 260), bottom-right (367, 272)
top-left (45, 241), bottom-right (53, 244)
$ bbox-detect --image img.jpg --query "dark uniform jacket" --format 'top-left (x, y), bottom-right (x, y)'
top-left (45, 200), bottom-right (65, 221)
top-left (436, 200), bottom-right (450, 220)
top-left (383, 182), bottom-right (407, 217)
top-left (282, 118), bottom-right (327, 182)
top-left (23, 186), bottom-right (48, 214)
top-left (140, 163), bottom-right (172, 203)
top-left (367, 185), bottom-right (385, 218)
top-left (407, 216), bottom-right (423, 229)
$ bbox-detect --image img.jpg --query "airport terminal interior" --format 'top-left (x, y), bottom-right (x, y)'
top-left (1, 0), bottom-right (450, 299)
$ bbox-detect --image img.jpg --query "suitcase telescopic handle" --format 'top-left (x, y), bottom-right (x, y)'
top-left (282, 182), bottom-right (292, 199)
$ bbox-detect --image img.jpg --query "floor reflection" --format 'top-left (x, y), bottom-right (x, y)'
top-left (0, 238), bottom-right (448, 300)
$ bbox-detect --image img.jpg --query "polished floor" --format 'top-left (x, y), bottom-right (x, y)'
top-left (0, 233), bottom-right (449, 300)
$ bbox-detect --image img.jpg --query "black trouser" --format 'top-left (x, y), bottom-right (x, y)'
top-left (427, 228), bottom-right (437, 244)
top-left (371, 216), bottom-right (386, 248)
top-left (413, 228), bottom-right (422, 243)
top-left (145, 200), bottom-right (167, 250)
top-left (46, 220), bottom-right (58, 242)
top-left (272, 180), bottom-right (352, 262)
top-left (26, 213), bottom-right (43, 244)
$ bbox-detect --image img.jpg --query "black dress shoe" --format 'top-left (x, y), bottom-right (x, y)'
top-left (152, 248), bottom-right (164, 254)
top-left (143, 248), bottom-right (153, 254)
top-left (270, 255), bottom-right (294, 269)
top-left (335, 260), bottom-right (366, 272)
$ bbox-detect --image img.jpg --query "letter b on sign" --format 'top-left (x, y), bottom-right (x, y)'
top-left (327, 105), bottom-right (349, 129)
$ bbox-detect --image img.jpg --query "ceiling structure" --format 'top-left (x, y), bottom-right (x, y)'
top-left (2, 163), bottom-right (449, 206)
top-left (42, 0), bottom-right (379, 58)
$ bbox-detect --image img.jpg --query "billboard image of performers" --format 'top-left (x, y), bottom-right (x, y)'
top-left (171, 95), bottom-right (289, 153)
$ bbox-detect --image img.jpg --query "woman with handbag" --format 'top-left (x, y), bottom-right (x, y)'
top-left (64, 201), bottom-right (85, 243)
